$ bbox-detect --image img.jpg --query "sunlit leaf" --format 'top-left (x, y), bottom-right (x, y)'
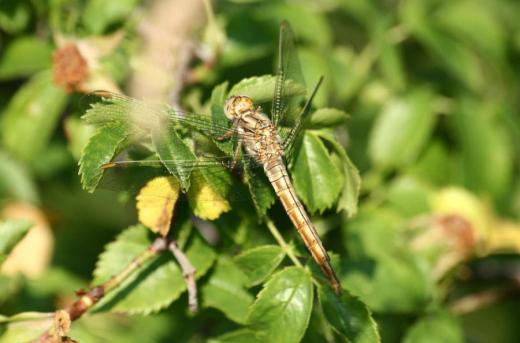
top-left (0, 219), bottom-right (31, 264)
top-left (83, 0), bottom-right (140, 34)
top-left (79, 122), bottom-right (128, 192)
top-left (247, 266), bottom-right (313, 343)
top-left (0, 152), bottom-right (39, 204)
top-left (229, 75), bottom-right (306, 105)
top-left (1, 71), bottom-right (68, 162)
top-left (292, 131), bottom-right (343, 213)
top-left (307, 108), bottom-right (349, 129)
top-left (92, 225), bottom-right (215, 314)
top-left (234, 245), bottom-right (285, 287)
top-left (208, 329), bottom-right (262, 343)
top-left (317, 131), bottom-right (361, 217)
top-left (136, 176), bottom-right (180, 236)
top-left (202, 257), bottom-right (253, 324)
top-left (403, 311), bottom-right (463, 343)
top-left (368, 89), bottom-right (436, 169)
top-left (319, 286), bottom-right (380, 343)
top-left (0, 36), bottom-right (52, 80)
top-left (188, 171), bottom-right (231, 220)
top-left (0, 312), bottom-right (54, 343)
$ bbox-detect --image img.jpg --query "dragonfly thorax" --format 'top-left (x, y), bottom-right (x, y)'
top-left (224, 95), bottom-right (255, 120)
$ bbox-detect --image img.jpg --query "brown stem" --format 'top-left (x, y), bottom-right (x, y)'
top-left (35, 237), bottom-right (168, 342)
top-left (168, 240), bottom-right (198, 312)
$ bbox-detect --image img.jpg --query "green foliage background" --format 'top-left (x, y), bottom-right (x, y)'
top-left (0, 0), bottom-right (520, 342)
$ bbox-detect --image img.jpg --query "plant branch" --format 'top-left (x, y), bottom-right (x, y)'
top-left (266, 217), bottom-right (303, 268)
top-left (35, 234), bottom-right (200, 342)
top-left (168, 239), bottom-right (198, 312)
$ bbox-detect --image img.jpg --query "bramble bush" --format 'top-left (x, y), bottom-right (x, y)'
top-left (0, 0), bottom-right (519, 342)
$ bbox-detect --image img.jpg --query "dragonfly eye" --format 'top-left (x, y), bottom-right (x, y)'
top-left (224, 95), bottom-right (254, 119)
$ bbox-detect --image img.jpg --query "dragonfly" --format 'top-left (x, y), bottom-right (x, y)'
top-left (88, 21), bottom-right (342, 294)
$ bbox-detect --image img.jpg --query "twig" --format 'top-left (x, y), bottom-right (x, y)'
top-left (266, 217), bottom-right (303, 268)
top-left (168, 240), bottom-right (198, 312)
top-left (35, 234), bottom-right (200, 341)
top-left (449, 285), bottom-right (517, 315)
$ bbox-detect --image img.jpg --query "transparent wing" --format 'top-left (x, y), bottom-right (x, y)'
top-left (271, 21), bottom-right (306, 128)
top-left (100, 154), bottom-right (264, 203)
top-left (85, 91), bottom-right (259, 144)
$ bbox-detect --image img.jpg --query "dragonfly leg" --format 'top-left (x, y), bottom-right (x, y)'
top-left (216, 121), bottom-right (238, 141)
top-left (230, 141), bottom-right (243, 170)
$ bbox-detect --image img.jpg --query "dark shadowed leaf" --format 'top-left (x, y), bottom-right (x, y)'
top-left (202, 257), bottom-right (253, 324)
top-left (152, 124), bottom-right (196, 191)
top-left (234, 245), bottom-right (285, 287)
top-left (319, 287), bottom-right (380, 343)
top-left (247, 266), bottom-right (313, 343)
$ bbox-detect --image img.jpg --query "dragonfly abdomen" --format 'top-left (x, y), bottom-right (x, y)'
top-left (264, 158), bottom-right (342, 294)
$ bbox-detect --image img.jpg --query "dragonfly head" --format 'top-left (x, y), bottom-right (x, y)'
top-left (224, 95), bottom-right (254, 120)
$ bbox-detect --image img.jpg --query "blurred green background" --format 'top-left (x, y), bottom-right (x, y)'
top-left (0, 0), bottom-right (519, 342)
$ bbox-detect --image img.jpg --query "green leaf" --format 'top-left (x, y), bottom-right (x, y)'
top-left (0, 312), bottom-right (54, 343)
top-left (210, 81), bottom-right (235, 155)
top-left (83, 0), bottom-right (140, 34)
top-left (208, 329), bottom-right (263, 343)
top-left (64, 116), bottom-right (96, 161)
top-left (202, 257), bottom-right (253, 324)
top-left (234, 245), bottom-right (285, 287)
top-left (0, 37), bottom-right (52, 80)
top-left (319, 287), bottom-right (380, 343)
top-left (403, 311), bottom-right (463, 343)
top-left (292, 131), bottom-right (343, 213)
top-left (0, 0), bottom-right (30, 34)
top-left (433, 1), bottom-right (505, 61)
top-left (244, 164), bottom-right (276, 217)
top-left (0, 151), bottom-right (39, 204)
top-left (454, 101), bottom-right (513, 198)
top-left (0, 219), bottom-right (32, 264)
top-left (79, 122), bottom-right (129, 193)
top-left (368, 89), bottom-right (436, 169)
top-left (92, 225), bottom-right (215, 314)
top-left (247, 266), bottom-right (313, 343)
top-left (229, 75), bottom-right (306, 105)
top-left (317, 131), bottom-right (361, 218)
top-left (1, 71), bottom-right (68, 162)
top-left (342, 210), bottom-right (434, 312)
top-left (152, 124), bottom-right (196, 191)
top-left (307, 108), bottom-right (349, 129)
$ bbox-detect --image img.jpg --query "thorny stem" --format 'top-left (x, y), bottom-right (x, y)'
top-left (36, 236), bottom-right (198, 342)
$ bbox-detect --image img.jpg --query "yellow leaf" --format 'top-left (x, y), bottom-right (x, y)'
top-left (1, 202), bottom-right (54, 279)
top-left (430, 187), bottom-right (493, 243)
top-left (486, 220), bottom-right (520, 254)
top-left (188, 171), bottom-right (231, 220)
top-left (136, 177), bottom-right (180, 236)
